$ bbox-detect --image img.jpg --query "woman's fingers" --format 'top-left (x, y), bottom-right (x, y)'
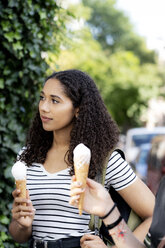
top-left (70, 186), bottom-right (84, 196)
top-left (12, 189), bottom-right (35, 220)
top-left (12, 204), bottom-right (35, 219)
top-left (70, 178), bottom-right (85, 207)
top-left (71, 177), bottom-right (102, 191)
top-left (13, 197), bottom-right (31, 209)
top-left (12, 189), bottom-right (34, 206)
top-left (80, 234), bottom-right (96, 243)
top-left (26, 191), bottom-right (34, 207)
top-left (80, 234), bottom-right (106, 248)
top-left (70, 179), bottom-right (82, 189)
top-left (69, 194), bottom-right (80, 206)
top-left (12, 189), bottom-right (28, 206)
top-left (12, 188), bottom-right (20, 198)
top-left (12, 209), bottom-right (34, 218)
top-left (71, 175), bottom-right (76, 182)
top-left (80, 234), bottom-right (107, 248)
top-left (26, 189), bottom-right (30, 199)
top-left (12, 203), bottom-right (34, 214)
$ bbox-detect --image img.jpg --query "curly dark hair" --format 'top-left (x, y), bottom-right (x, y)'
top-left (19, 69), bottom-right (119, 178)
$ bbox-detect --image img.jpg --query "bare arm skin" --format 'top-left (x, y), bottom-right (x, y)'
top-left (9, 189), bottom-right (35, 243)
top-left (118, 177), bottom-right (155, 242)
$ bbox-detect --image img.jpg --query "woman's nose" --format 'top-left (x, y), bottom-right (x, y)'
top-left (40, 100), bottom-right (50, 112)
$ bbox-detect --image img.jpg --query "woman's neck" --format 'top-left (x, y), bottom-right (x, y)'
top-left (52, 129), bottom-right (71, 150)
top-left (44, 130), bottom-right (71, 173)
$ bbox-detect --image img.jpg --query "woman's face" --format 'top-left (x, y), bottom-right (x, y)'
top-left (39, 78), bottom-right (78, 132)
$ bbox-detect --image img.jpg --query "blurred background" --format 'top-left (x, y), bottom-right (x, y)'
top-left (0, 0), bottom-right (165, 247)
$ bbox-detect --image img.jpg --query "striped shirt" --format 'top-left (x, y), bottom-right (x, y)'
top-left (26, 150), bottom-right (137, 241)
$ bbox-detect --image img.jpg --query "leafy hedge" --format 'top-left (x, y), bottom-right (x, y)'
top-left (0, 1), bottom-right (70, 247)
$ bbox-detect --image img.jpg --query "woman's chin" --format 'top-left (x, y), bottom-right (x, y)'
top-left (42, 125), bottom-right (53, 132)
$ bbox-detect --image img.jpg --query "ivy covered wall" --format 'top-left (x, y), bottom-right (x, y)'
top-left (0, 1), bottom-right (69, 247)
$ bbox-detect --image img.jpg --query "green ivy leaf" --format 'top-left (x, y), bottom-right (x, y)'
top-left (0, 216), bottom-right (9, 225)
top-left (13, 41), bottom-right (23, 51)
top-left (0, 231), bottom-right (8, 241)
top-left (0, 79), bottom-right (4, 89)
top-left (4, 32), bottom-right (14, 42)
top-left (39, 11), bottom-right (47, 19)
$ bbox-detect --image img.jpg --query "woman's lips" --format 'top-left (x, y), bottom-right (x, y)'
top-left (41, 116), bottom-right (53, 122)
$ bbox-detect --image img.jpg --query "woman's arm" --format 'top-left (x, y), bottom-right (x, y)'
top-left (118, 177), bottom-right (155, 241)
top-left (9, 219), bottom-right (32, 243)
top-left (9, 189), bottom-right (35, 243)
top-left (70, 177), bottom-right (146, 248)
top-left (104, 215), bottom-right (145, 248)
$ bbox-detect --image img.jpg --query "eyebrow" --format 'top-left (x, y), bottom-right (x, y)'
top-left (40, 91), bottom-right (62, 100)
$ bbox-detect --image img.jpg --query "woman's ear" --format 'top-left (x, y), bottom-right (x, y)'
top-left (75, 108), bottom-right (79, 118)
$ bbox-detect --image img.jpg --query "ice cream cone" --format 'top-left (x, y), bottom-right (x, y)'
top-left (16, 179), bottom-right (27, 206)
top-left (74, 162), bottom-right (89, 215)
top-left (73, 143), bottom-right (91, 215)
top-left (11, 161), bottom-right (27, 206)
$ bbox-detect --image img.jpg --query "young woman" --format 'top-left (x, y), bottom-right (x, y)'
top-left (9, 69), bottom-right (155, 248)
top-left (70, 175), bottom-right (165, 248)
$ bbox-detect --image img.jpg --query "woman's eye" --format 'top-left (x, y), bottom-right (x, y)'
top-left (52, 99), bottom-right (59, 104)
top-left (39, 95), bottom-right (44, 101)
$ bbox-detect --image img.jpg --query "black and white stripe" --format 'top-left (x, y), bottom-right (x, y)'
top-left (27, 165), bottom-right (90, 240)
top-left (105, 150), bottom-right (137, 190)
top-left (26, 150), bottom-right (137, 241)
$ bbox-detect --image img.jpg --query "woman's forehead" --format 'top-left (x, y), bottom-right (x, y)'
top-left (42, 78), bottom-right (65, 94)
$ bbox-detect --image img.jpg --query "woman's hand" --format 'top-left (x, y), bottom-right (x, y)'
top-left (11, 189), bottom-right (35, 228)
top-left (69, 176), bottom-right (113, 217)
top-left (80, 234), bottom-right (107, 248)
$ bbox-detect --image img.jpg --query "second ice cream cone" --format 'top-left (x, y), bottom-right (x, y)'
top-left (16, 179), bottom-right (26, 206)
top-left (75, 163), bottom-right (89, 215)
top-left (73, 143), bottom-right (91, 215)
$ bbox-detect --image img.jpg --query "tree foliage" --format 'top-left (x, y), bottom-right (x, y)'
top-left (52, 2), bottom-right (162, 132)
top-left (82, 0), bottom-right (157, 64)
top-left (0, 1), bottom-right (70, 247)
top-left (102, 52), bottom-right (162, 130)
top-left (55, 31), bottom-right (162, 131)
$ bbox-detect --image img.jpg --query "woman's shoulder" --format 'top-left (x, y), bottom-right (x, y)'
top-left (111, 148), bottom-right (125, 159)
top-left (108, 149), bottom-right (125, 165)
top-left (105, 149), bottom-right (137, 191)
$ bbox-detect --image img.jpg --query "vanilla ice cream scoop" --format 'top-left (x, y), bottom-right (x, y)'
top-left (11, 161), bottom-right (27, 205)
top-left (11, 161), bottom-right (27, 180)
top-left (73, 143), bottom-right (91, 168)
top-left (73, 143), bottom-right (91, 215)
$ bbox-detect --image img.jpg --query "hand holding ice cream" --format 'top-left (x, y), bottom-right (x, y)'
top-left (73, 143), bottom-right (91, 215)
top-left (11, 161), bottom-right (27, 206)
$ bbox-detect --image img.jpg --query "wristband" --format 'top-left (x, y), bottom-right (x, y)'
top-left (106, 215), bottom-right (123, 230)
top-left (99, 203), bottom-right (117, 220)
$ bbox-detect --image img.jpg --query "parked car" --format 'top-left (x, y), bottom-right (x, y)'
top-left (133, 143), bottom-right (151, 182)
top-left (147, 135), bottom-right (165, 195)
top-left (124, 126), bottom-right (165, 163)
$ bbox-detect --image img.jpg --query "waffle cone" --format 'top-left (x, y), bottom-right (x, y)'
top-left (74, 163), bottom-right (89, 215)
top-left (15, 179), bottom-right (26, 206)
